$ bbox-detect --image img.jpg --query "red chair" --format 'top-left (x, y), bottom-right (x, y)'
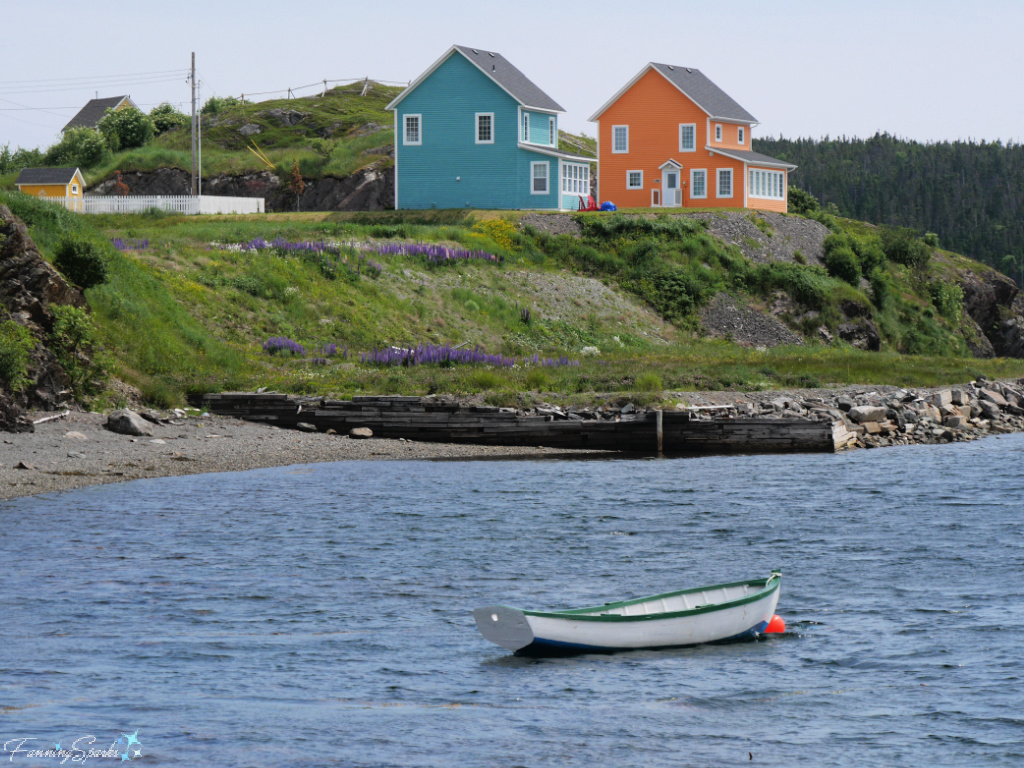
top-left (578, 195), bottom-right (600, 212)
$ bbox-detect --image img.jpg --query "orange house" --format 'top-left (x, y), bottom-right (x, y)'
top-left (590, 64), bottom-right (795, 212)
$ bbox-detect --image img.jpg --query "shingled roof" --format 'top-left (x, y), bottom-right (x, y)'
top-left (590, 64), bottom-right (757, 123)
top-left (387, 45), bottom-right (564, 113)
top-left (708, 147), bottom-right (797, 169)
top-left (15, 167), bottom-right (83, 185)
top-left (62, 96), bottom-right (136, 132)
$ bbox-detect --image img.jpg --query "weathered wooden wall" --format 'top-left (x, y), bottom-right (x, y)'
top-left (203, 393), bottom-right (840, 454)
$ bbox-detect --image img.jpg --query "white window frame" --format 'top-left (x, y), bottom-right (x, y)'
top-left (403, 114), bottom-right (422, 146)
top-left (531, 161), bottom-right (549, 195)
top-left (71, 184), bottom-right (79, 194)
top-left (549, 116), bottom-right (556, 146)
top-left (612, 125), bottom-right (629, 153)
top-left (690, 169), bottom-right (707, 199)
top-left (476, 112), bottom-right (494, 145)
top-left (561, 163), bottom-right (590, 196)
top-left (737, 126), bottom-right (745, 145)
top-left (679, 123), bottom-right (696, 152)
top-left (523, 113), bottom-right (530, 142)
top-left (748, 168), bottom-right (786, 200)
top-left (626, 170), bottom-right (643, 189)
top-left (716, 168), bottom-right (733, 198)
top-left (714, 124), bottom-right (722, 142)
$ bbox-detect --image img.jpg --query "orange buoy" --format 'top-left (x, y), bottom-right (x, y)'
top-left (764, 614), bottom-right (786, 634)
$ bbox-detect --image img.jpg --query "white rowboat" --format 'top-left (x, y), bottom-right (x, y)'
top-left (474, 570), bottom-right (782, 656)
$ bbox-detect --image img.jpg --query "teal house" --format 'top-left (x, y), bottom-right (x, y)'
top-left (386, 45), bottom-right (595, 210)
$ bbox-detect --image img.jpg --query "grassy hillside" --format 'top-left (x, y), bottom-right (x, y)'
top-left (2, 189), bottom-right (1022, 410)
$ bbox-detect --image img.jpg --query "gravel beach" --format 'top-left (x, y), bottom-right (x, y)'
top-left (0, 411), bottom-right (614, 501)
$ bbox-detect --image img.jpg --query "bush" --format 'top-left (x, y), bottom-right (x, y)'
top-left (49, 305), bottom-right (105, 400)
top-left (149, 102), bottom-right (189, 135)
top-left (54, 236), bottom-right (108, 289)
top-left (635, 372), bottom-right (663, 392)
top-left (923, 232), bottom-right (940, 248)
top-left (43, 127), bottom-right (108, 169)
top-left (788, 186), bottom-right (819, 215)
top-left (823, 245), bottom-right (861, 285)
top-left (879, 226), bottom-right (930, 269)
top-left (868, 268), bottom-right (893, 310)
top-left (0, 320), bottom-right (36, 392)
top-left (98, 107), bottom-right (155, 151)
top-left (203, 95), bottom-right (240, 115)
top-left (929, 281), bottom-right (964, 324)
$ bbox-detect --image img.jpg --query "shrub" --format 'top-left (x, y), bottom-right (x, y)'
top-left (98, 107), bottom-right (155, 151)
top-left (868, 268), bottom-right (893, 310)
top-left (149, 102), bottom-right (189, 135)
top-left (929, 281), bottom-right (964, 324)
top-left (471, 219), bottom-right (516, 251)
top-left (0, 320), bottom-right (36, 392)
top-left (49, 305), bottom-right (105, 400)
top-left (787, 186), bottom-right (819, 215)
top-left (923, 232), bottom-right (940, 248)
top-left (879, 226), bottom-right (930, 268)
top-left (43, 127), bottom-right (108, 169)
top-left (823, 245), bottom-right (861, 285)
top-left (54, 236), bottom-right (108, 289)
top-left (635, 372), bottom-right (663, 392)
top-left (855, 237), bottom-right (887, 273)
top-left (524, 368), bottom-right (550, 390)
top-left (202, 95), bottom-right (240, 115)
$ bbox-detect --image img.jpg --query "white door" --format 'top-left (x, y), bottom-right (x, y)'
top-left (663, 169), bottom-right (681, 207)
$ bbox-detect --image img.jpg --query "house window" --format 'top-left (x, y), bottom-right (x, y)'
top-left (714, 124), bottom-right (722, 142)
top-left (737, 126), bottom-right (745, 145)
top-left (561, 164), bottom-right (590, 196)
top-left (71, 184), bottom-right (79, 194)
top-left (612, 125), bottom-right (628, 153)
top-left (476, 113), bottom-right (494, 144)
top-left (531, 161), bottom-right (549, 194)
top-left (690, 169), bottom-right (707, 199)
top-left (523, 113), bottom-right (530, 142)
top-left (717, 168), bottom-right (732, 198)
top-left (748, 169), bottom-right (786, 200)
top-left (626, 170), bottom-right (643, 189)
top-left (549, 116), bottom-right (556, 145)
top-left (679, 123), bottom-right (696, 152)
top-left (404, 114), bottom-right (422, 145)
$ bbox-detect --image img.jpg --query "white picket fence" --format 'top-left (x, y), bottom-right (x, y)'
top-left (36, 195), bottom-right (264, 215)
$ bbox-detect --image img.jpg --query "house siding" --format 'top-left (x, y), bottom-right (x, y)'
top-left (745, 165), bottom-right (788, 213)
top-left (394, 53), bottom-right (558, 210)
top-left (522, 110), bottom-right (556, 146)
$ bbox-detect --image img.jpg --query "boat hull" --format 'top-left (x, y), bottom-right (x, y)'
top-left (474, 573), bottom-right (781, 656)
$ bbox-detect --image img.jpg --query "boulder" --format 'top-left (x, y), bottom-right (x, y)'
top-left (980, 388), bottom-right (1008, 407)
top-left (104, 409), bottom-right (154, 436)
top-left (848, 405), bottom-right (887, 424)
top-left (931, 390), bottom-right (953, 408)
top-left (296, 422), bottom-right (317, 432)
top-left (349, 427), bottom-right (373, 439)
top-left (979, 400), bottom-right (1003, 420)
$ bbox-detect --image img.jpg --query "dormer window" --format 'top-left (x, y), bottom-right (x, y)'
top-left (549, 116), bottom-right (555, 145)
top-left (523, 113), bottom-right (530, 142)
top-left (738, 126), bottom-right (745, 145)
top-left (715, 124), bottom-right (722, 142)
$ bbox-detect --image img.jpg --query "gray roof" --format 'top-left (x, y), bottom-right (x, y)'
top-left (518, 143), bottom-right (595, 162)
top-left (15, 167), bottom-right (82, 185)
top-left (650, 64), bottom-right (756, 123)
top-left (454, 46), bottom-right (564, 112)
top-left (63, 96), bottom-right (131, 132)
top-left (708, 147), bottom-right (797, 170)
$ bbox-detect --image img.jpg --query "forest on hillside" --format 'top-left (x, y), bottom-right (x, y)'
top-left (754, 133), bottom-right (1024, 285)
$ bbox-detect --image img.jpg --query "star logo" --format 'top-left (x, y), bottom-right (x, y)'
top-left (54, 743), bottom-right (61, 752)
top-left (117, 731), bottom-right (142, 761)
top-left (123, 731), bottom-right (140, 748)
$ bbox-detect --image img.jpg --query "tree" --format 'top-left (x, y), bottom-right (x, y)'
top-left (202, 95), bottom-right (240, 115)
top-left (288, 159), bottom-right (305, 212)
top-left (43, 127), bottom-right (108, 169)
top-left (97, 107), bottom-right (155, 151)
top-left (149, 102), bottom-right (189, 135)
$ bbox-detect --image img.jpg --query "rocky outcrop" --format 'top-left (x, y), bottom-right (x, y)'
top-left (0, 206), bottom-right (88, 426)
top-left (700, 293), bottom-right (804, 347)
top-left (91, 163), bottom-right (394, 213)
top-left (957, 268), bottom-right (1021, 357)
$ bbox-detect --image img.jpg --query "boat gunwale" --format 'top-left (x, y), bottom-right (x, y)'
top-left (518, 572), bottom-right (781, 623)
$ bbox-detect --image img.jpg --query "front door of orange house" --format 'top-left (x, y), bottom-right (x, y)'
top-left (662, 168), bottom-right (681, 207)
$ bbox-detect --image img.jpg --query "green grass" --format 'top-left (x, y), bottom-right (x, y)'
top-left (3, 191), bottom-right (1022, 407)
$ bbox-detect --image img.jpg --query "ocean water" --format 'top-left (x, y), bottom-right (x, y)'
top-left (2, 434), bottom-right (1022, 767)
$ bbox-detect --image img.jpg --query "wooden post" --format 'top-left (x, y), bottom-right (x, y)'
top-left (656, 409), bottom-right (663, 454)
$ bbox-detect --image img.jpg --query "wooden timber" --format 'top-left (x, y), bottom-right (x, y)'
top-left (203, 393), bottom-right (844, 453)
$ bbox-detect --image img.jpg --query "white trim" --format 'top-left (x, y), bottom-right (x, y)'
top-left (714, 124), bottom-right (722, 142)
top-left (530, 161), bottom-right (550, 195)
top-left (658, 159), bottom-right (682, 170)
top-left (612, 125), bottom-right (628, 153)
top-left (626, 169), bottom-right (643, 189)
top-left (679, 123), bottom-right (697, 152)
top-left (560, 161), bottom-right (590, 197)
top-left (651, 188), bottom-right (661, 207)
top-left (737, 126), bottom-right (745, 145)
top-left (748, 168), bottom-right (787, 200)
top-left (710, 115), bottom-right (757, 126)
top-left (690, 168), bottom-right (707, 199)
top-left (706, 146), bottom-right (797, 170)
top-left (71, 184), bottom-right (79, 194)
top-left (403, 114), bottom-right (422, 146)
top-left (476, 112), bottom-right (495, 144)
top-left (716, 168), bottom-right (733, 198)
top-left (549, 116), bottom-right (556, 146)
top-left (517, 143), bottom-right (595, 163)
top-left (386, 45), bottom-right (565, 113)
top-left (522, 112), bottom-right (530, 142)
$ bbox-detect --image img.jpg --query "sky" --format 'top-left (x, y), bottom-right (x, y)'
top-left (3, 0), bottom-right (1023, 152)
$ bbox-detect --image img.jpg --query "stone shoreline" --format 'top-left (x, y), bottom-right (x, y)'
top-left (2, 377), bottom-right (1022, 502)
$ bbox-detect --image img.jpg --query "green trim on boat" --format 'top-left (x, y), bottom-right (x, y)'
top-left (519, 571), bottom-right (781, 623)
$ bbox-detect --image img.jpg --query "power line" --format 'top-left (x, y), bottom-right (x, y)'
top-left (0, 68), bottom-right (185, 86)
top-left (0, 75), bottom-right (187, 97)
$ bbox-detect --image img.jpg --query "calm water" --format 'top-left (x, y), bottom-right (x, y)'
top-left (2, 434), bottom-right (1022, 767)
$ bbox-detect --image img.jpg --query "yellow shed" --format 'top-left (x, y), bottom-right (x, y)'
top-left (15, 167), bottom-right (86, 210)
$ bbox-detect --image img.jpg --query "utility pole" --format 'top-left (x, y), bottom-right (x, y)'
top-left (190, 52), bottom-right (197, 196)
